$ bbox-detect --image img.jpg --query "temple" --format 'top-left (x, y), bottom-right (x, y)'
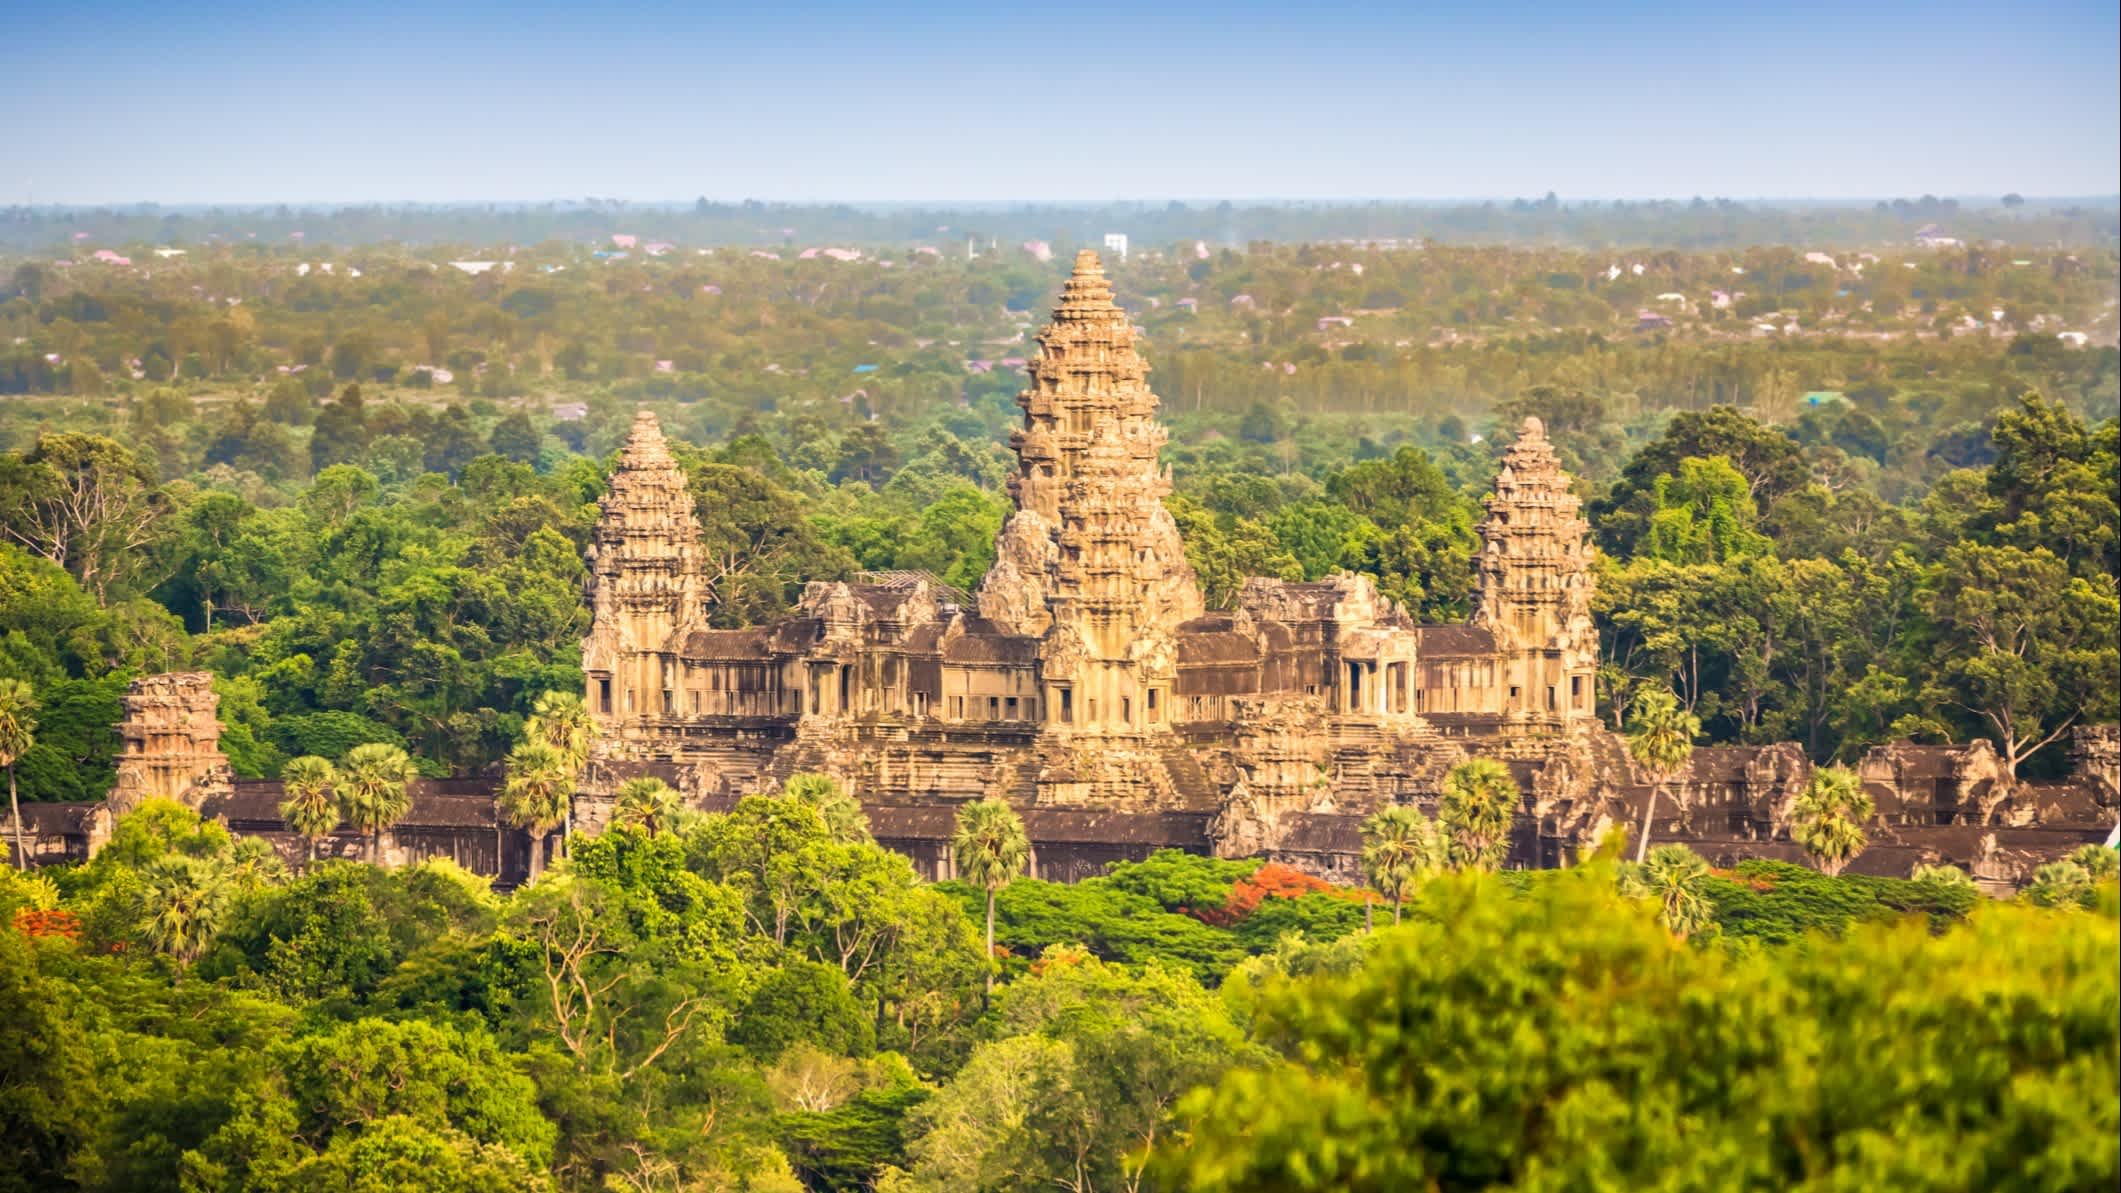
top-left (7, 251), bottom-right (2114, 887)
top-left (566, 251), bottom-right (2110, 881)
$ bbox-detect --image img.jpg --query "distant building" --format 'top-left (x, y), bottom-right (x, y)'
top-left (1023, 240), bottom-right (1054, 263)
top-left (1634, 310), bottom-right (1673, 331)
top-left (1102, 232), bottom-right (1129, 261)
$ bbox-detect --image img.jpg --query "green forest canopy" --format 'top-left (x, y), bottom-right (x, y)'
top-left (1, 798), bottom-right (2112, 1193)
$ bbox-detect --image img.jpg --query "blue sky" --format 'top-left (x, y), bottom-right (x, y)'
top-left (3, 0), bottom-right (2115, 203)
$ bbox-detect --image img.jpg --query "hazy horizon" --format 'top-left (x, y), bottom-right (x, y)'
top-left (5, 0), bottom-right (2115, 206)
top-left (11, 195), bottom-right (2121, 210)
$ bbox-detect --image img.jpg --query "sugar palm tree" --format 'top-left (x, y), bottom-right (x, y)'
top-left (1911, 862), bottom-right (1974, 889)
top-left (337, 743), bottom-right (417, 867)
top-left (1627, 843), bottom-right (1714, 938)
top-left (220, 836), bottom-right (288, 893)
top-left (1790, 765), bottom-right (1873, 876)
top-left (2026, 860), bottom-right (2094, 909)
top-left (1360, 804), bottom-right (1445, 924)
top-left (611, 776), bottom-right (683, 837)
top-left (499, 739), bottom-right (572, 882)
top-left (783, 772), bottom-right (870, 845)
top-left (526, 690), bottom-right (598, 855)
top-left (0, 679), bottom-right (36, 871)
top-left (278, 755), bottom-right (340, 866)
top-left (2068, 843), bottom-right (2117, 883)
top-left (1626, 688), bottom-right (1700, 863)
top-left (138, 854), bottom-right (230, 972)
top-left (1438, 758), bottom-right (1520, 872)
top-left (951, 799), bottom-right (1029, 995)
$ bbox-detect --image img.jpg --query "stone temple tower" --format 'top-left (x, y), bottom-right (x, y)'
top-left (109, 672), bottom-right (233, 815)
top-left (979, 250), bottom-right (1203, 734)
top-left (581, 410), bottom-right (704, 732)
top-left (1472, 417), bottom-right (1598, 728)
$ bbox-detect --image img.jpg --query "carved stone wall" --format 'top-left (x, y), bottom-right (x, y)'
top-left (109, 672), bottom-right (233, 815)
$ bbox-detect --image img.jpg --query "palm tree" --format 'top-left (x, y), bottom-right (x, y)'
top-left (0, 679), bottom-right (36, 871)
top-left (1438, 758), bottom-right (1520, 872)
top-left (138, 854), bottom-right (230, 971)
top-left (1911, 862), bottom-right (1974, 889)
top-left (611, 776), bottom-right (683, 837)
top-left (278, 755), bottom-right (340, 865)
top-left (1360, 804), bottom-right (1445, 924)
top-left (2068, 843), bottom-right (2117, 883)
top-left (1627, 844), bottom-right (1714, 938)
top-left (1626, 688), bottom-right (1700, 863)
top-left (499, 739), bottom-right (572, 882)
top-left (1790, 766), bottom-right (1873, 876)
top-left (337, 743), bottom-right (417, 867)
top-left (951, 799), bottom-right (1029, 995)
top-left (783, 772), bottom-right (870, 845)
top-left (526, 690), bottom-right (598, 856)
top-left (220, 836), bottom-right (289, 893)
top-left (2026, 860), bottom-right (2094, 909)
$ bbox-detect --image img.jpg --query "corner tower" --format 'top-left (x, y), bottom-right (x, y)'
top-left (978, 250), bottom-right (1202, 733)
top-left (582, 410), bottom-right (704, 728)
top-left (1472, 417), bottom-right (1598, 728)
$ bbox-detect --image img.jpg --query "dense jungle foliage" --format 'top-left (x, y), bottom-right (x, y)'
top-left (2, 798), bottom-right (2113, 1193)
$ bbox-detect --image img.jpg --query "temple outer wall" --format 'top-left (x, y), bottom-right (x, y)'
top-left (10, 727), bottom-right (2115, 892)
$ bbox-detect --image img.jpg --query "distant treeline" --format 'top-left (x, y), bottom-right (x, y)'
top-left (4, 195), bottom-right (2117, 252)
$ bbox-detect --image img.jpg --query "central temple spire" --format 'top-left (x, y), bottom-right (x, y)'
top-left (979, 250), bottom-right (1201, 732)
top-left (581, 410), bottom-right (706, 728)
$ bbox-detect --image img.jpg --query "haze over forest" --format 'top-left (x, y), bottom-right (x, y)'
top-left (5, 196), bottom-right (2119, 253)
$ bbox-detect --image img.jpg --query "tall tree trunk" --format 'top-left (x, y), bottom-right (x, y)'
top-left (1634, 782), bottom-right (1661, 863)
top-left (9, 765), bottom-right (24, 870)
top-left (1363, 897), bottom-right (1373, 934)
top-left (1392, 895), bottom-right (1403, 925)
top-left (984, 888), bottom-right (997, 996)
top-left (529, 832), bottom-right (544, 883)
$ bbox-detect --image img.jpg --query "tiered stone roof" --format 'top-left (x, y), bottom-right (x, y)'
top-left (979, 250), bottom-right (1201, 637)
top-left (1473, 416), bottom-right (1595, 652)
top-left (587, 411), bottom-right (705, 647)
top-left (110, 672), bottom-right (232, 814)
